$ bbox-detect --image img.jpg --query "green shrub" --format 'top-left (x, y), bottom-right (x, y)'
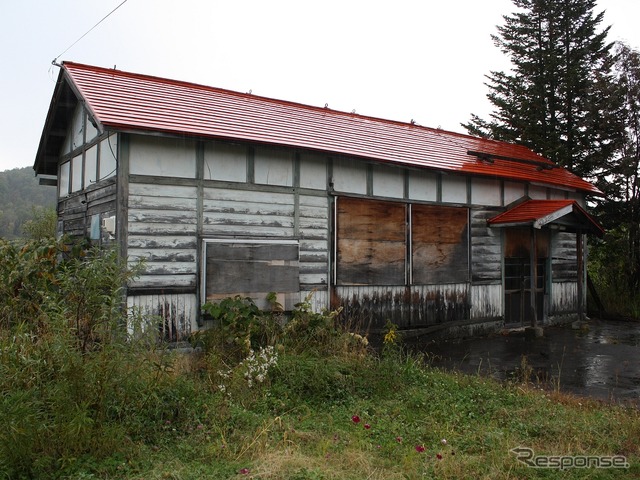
top-left (200, 295), bottom-right (283, 360)
top-left (0, 238), bottom-right (209, 478)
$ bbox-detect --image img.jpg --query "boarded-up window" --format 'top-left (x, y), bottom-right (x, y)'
top-left (204, 240), bottom-right (299, 310)
top-left (411, 204), bottom-right (469, 284)
top-left (336, 197), bottom-right (406, 285)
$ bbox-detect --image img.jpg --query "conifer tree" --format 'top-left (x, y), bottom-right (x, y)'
top-left (590, 43), bottom-right (640, 294)
top-left (464, 0), bottom-right (624, 180)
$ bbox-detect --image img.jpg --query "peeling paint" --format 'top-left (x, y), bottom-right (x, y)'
top-left (333, 284), bottom-right (471, 331)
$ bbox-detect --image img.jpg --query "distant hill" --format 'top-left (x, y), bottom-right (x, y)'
top-left (0, 167), bottom-right (57, 239)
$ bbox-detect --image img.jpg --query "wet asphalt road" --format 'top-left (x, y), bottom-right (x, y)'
top-left (413, 319), bottom-right (640, 405)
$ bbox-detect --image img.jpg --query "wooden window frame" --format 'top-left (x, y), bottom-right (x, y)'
top-left (201, 238), bottom-right (300, 310)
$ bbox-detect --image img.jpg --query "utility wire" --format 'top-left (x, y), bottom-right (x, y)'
top-left (52, 0), bottom-right (128, 65)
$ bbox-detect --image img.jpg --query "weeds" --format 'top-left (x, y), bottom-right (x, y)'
top-left (1, 238), bottom-right (639, 478)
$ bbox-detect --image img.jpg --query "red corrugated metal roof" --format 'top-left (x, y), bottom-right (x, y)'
top-left (488, 199), bottom-right (604, 236)
top-left (50, 62), bottom-right (601, 195)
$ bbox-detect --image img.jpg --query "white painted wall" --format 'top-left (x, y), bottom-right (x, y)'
top-left (99, 135), bottom-right (117, 180)
top-left (408, 170), bottom-right (437, 202)
top-left (471, 177), bottom-right (501, 206)
top-left (129, 136), bottom-right (196, 178)
top-left (204, 142), bottom-right (247, 182)
top-left (300, 153), bottom-right (328, 190)
top-left (332, 157), bottom-right (367, 194)
top-left (529, 184), bottom-right (548, 199)
top-left (254, 147), bottom-right (293, 186)
top-left (373, 164), bottom-right (404, 198)
top-left (504, 181), bottom-right (525, 205)
top-left (442, 174), bottom-right (467, 203)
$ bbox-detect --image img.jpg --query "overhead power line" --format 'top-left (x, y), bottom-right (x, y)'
top-left (52, 0), bottom-right (128, 66)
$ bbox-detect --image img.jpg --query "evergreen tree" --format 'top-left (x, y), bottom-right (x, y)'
top-left (464, 0), bottom-right (624, 180)
top-left (590, 43), bottom-right (640, 295)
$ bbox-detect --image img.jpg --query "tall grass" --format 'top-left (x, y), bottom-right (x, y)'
top-left (0, 237), bottom-right (638, 479)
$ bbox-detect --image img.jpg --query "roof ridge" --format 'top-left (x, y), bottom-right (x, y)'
top-left (40, 61), bottom-right (601, 196)
top-left (60, 61), bottom-right (533, 150)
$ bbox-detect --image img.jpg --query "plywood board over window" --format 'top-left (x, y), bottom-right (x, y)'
top-left (336, 197), bottom-right (406, 285)
top-left (203, 240), bottom-right (299, 310)
top-left (412, 205), bottom-right (469, 284)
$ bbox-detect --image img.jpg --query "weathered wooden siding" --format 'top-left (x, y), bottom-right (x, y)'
top-left (550, 281), bottom-right (578, 314)
top-left (126, 182), bottom-right (198, 289)
top-left (202, 186), bottom-right (295, 237)
top-left (551, 231), bottom-right (577, 281)
top-left (298, 194), bottom-right (330, 290)
top-left (58, 178), bottom-right (117, 240)
top-left (470, 284), bottom-right (503, 320)
top-left (470, 208), bottom-right (503, 283)
top-left (127, 292), bottom-right (197, 342)
top-left (125, 177), bottom-right (199, 341)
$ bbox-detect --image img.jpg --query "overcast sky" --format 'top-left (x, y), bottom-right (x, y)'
top-left (1, 0), bottom-right (639, 173)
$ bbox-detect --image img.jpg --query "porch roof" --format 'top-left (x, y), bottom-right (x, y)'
top-left (487, 199), bottom-right (604, 237)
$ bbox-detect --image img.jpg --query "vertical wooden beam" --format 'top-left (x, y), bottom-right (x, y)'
top-left (247, 146), bottom-right (255, 184)
top-left (577, 231), bottom-right (585, 321)
top-left (403, 169), bottom-right (410, 200)
top-left (407, 204), bottom-right (412, 286)
top-left (530, 228), bottom-right (538, 327)
top-left (327, 157), bottom-right (335, 311)
top-left (366, 163), bottom-right (373, 196)
top-left (116, 133), bottom-right (129, 258)
top-left (293, 152), bottom-right (300, 237)
top-left (195, 141), bottom-right (205, 326)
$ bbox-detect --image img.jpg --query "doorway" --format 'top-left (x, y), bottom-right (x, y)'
top-left (504, 228), bottom-right (549, 327)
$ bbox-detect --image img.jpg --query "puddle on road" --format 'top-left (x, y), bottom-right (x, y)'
top-left (410, 319), bottom-right (640, 405)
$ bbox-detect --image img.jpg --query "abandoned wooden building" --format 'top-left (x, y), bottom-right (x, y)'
top-left (34, 62), bottom-right (604, 340)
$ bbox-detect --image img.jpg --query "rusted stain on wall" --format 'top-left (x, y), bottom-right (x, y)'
top-left (333, 284), bottom-right (470, 331)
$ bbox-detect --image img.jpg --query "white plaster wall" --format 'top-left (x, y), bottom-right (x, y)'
top-left (332, 157), bottom-right (367, 194)
top-left (373, 164), bottom-right (404, 198)
top-left (254, 147), bottom-right (293, 186)
top-left (204, 142), bottom-right (247, 182)
top-left (471, 177), bottom-right (501, 206)
top-left (504, 181), bottom-right (525, 205)
top-left (442, 175), bottom-right (467, 203)
top-left (129, 136), bottom-right (196, 178)
top-left (300, 153), bottom-right (328, 190)
top-left (408, 170), bottom-right (437, 202)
